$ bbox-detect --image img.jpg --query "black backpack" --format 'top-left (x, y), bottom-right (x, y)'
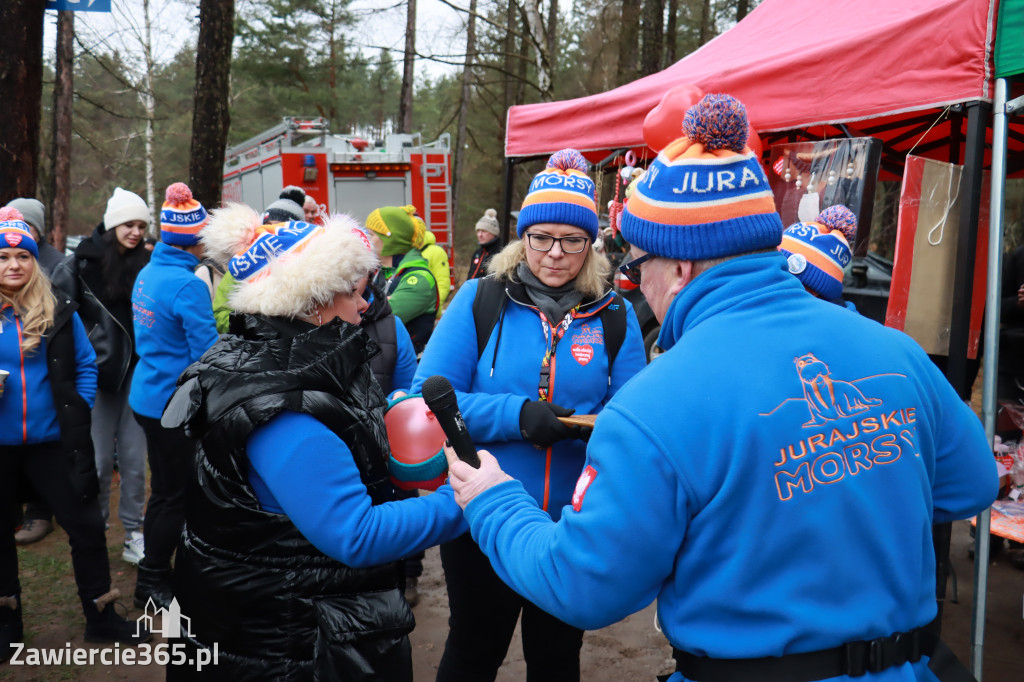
top-left (471, 276), bottom-right (627, 381)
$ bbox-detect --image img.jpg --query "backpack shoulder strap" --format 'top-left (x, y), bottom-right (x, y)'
top-left (598, 293), bottom-right (627, 372)
top-left (473, 277), bottom-right (507, 359)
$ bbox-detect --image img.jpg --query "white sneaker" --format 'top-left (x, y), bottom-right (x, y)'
top-left (122, 531), bottom-right (145, 565)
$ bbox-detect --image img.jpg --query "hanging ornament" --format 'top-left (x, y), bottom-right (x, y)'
top-left (827, 169), bottom-right (837, 186)
top-left (847, 160), bottom-right (855, 178)
top-left (784, 167), bottom-right (791, 183)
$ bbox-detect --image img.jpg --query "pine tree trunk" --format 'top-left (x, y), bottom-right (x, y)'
top-left (0, 0), bottom-right (46, 204)
top-left (616, 0), bottom-right (641, 86)
top-left (736, 0), bottom-right (750, 21)
top-left (189, 0), bottom-right (236, 212)
top-left (50, 11), bottom-right (74, 252)
top-left (699, 0), bottom-right (713, 45)
top-left (399, 0), bottom-right (416, 133)
top-left (665, 0), bottom-right (678, 66)
top-left (453, 0), bottom-right (478, 234)
top-left (641, 0), bottom-right (664, 75)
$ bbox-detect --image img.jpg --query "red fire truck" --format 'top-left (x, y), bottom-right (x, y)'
top-left (222, 117), bottom-right (453, 262)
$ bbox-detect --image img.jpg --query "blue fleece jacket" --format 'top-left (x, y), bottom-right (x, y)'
top-left (464, 252), bottom-right (997, 681)
top-left (246, 410), bottom-right (467, 567)
top-left (129, 242), bottom-right (219, 419)
top-left (0, 305), bottom-right (97, 444)
top-left (412, 277), bottom-right (647, 521)
top-left (392, 317), bottom-right (417, 394)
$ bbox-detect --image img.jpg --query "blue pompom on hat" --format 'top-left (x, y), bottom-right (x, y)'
top-left (517, 149), bottom-right (599, 241)
top-left (778, 205), bottom-right (858, 302)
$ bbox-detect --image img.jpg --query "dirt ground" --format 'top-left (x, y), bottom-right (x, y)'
top-left (1, 513), bottom-right (1021, 681)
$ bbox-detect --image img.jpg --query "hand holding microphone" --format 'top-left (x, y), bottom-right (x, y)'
top-left (422, 375), bottom-right (513, 507)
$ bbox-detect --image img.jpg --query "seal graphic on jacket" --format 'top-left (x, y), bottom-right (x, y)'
top-left (795, 353), bottom-right (882, 426)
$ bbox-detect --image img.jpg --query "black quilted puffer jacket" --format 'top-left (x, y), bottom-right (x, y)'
top-left (164, 314), bottom-right (413, 682)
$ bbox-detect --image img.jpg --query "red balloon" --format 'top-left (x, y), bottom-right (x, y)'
top-left (643, 84), bottom-right (763, 158)
top-left (643, 85), bottom-right (705, 152)
top-left (385, 395), bottom-right (449, 491)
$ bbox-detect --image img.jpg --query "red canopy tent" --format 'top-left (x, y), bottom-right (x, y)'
top-left (505, 0), bottom-right (1023, 179)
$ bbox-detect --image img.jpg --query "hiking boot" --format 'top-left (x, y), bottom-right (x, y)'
top-left (122, 531), bottom-right (145, 565)
top-left (14, 518), bottom-right (52, 545)
top-left (134, 564), bottom-right (173, 610)
top-left (83, 590), bottom-right (151, 644)
top-left (405, 577), bottom-right (420, 607)
top-left (0, 594), bottom-right (22, 664)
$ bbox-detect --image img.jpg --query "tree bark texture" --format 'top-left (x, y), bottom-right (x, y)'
top-left (50, 11), bottom-right (74, 252)
top-left (503, 0), bottom-right (518, 113)
top-left (453, 0), bottom-right (478, 233)
top-left (699, 0), bottom-right (713, 45)
top-left (190, 0), bottom-right (236, 211)
top-left (641, 0), bottom-right (664, 75)
top-left (665, 0), bottom-right (679, 65)
top-left (521, 0), bottom-right (553, 100)
top-left (736, 0), bottom-right (750, 22)
top-left (616, 0), bottom-right (641, 86)
top-left (0, 0), bottom-right (46, 204)
top-left (399, 0), bottom-right (416, 133)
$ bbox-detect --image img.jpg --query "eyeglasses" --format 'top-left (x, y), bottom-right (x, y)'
top-left (619, 253), bottom-right (653, 285)
top-left (525, 233), bottom-right (589, 254)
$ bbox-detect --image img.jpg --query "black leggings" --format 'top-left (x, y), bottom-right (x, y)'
top-left (0, 441), bottom-right (110, 604)
top-left (133, 413), bottom-right (193, 570)
top-left (435, 533), bottom-right (583, 682)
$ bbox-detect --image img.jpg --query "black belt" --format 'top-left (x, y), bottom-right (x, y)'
top-left (675, 628), bottom-right (975, 682)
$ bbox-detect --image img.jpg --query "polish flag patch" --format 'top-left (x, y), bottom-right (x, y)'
top-left (572, 465), bottom-right (597, 512)
top-left (571, 344), bottom-right (593, 366)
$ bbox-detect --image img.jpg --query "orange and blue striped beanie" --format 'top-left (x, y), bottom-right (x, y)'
top-left (518, 149), bottom-right (599, 241)
top-left (622, 94), bottom-right (783, 259)
top-left (0, 207), bottom-right (37, 258)
top-left (778, 205), bottom-right (857, 303)
top-left (160, 182), bottom-right (208, 246)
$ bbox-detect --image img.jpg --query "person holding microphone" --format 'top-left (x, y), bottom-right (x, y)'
top-left (163, 206), bottom-right (467, 680)
top-left (440, 95), bottom-right (998, 682)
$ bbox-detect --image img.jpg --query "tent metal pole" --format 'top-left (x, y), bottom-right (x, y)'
top-left (973, 77), bottom-right (1011, 680)
top-left (502, 157), bottom-right (516, 244)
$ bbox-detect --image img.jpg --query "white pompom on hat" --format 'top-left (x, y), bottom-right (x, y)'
top-left (104, 187), bottom-right (150, 230)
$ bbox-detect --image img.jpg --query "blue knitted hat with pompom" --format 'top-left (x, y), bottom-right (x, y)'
top-left (518, 149), bottom-right (599, 241)
top-left (622, 94), bottom-right (783, 260)
top-left (778, 205), bottom-right (858, 302)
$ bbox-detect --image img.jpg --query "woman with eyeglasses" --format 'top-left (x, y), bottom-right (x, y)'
top-left (413, 149), bottom-right (647, 681)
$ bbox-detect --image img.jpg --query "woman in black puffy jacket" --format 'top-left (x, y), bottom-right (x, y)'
top-left (162, 205), bottom-right (466, 680)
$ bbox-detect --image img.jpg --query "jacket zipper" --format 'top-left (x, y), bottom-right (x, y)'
top-left (14, 313), bottom-right (27, 442)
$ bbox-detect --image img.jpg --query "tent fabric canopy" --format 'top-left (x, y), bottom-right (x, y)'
top-left (506, 0), bottom-right (1000, 161)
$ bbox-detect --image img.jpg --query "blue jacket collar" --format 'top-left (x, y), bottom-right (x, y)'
top-left (658, 251), bottom-right (804, 351)
top-left (151, 240), bottom-right (200, 269)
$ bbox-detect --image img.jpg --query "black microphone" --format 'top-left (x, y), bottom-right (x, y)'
top-left (421, 375), bottom-right (481, 468)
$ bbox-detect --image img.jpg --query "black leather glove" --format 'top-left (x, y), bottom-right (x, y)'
top-left (519, 400), bottom-right (582, 448)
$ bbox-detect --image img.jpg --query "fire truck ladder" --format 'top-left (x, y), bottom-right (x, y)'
top-left (420, 133), bottom-right (453, 259)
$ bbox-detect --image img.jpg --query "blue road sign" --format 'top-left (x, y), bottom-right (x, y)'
top-left (45, 0), bottom-right (112, 12)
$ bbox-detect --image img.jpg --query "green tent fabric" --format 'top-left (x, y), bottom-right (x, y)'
top-left (996, 0), bottom-right (1024, 78)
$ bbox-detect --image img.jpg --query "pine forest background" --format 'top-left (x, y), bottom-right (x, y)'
top-left (15, 0), bottom-right (768, 270)
top-left (12, 0), bottom-right (1024, 269)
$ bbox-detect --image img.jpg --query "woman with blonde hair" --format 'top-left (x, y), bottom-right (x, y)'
top-left (413, 149), bottom-right (648, 681)
top-left (0, 209), bottom-right (149, 662)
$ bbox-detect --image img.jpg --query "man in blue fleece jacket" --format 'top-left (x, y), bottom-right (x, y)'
top-left (129, 183), bottom-right (219, 610)
top-left (444, 95), bottom-right (998, 682)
